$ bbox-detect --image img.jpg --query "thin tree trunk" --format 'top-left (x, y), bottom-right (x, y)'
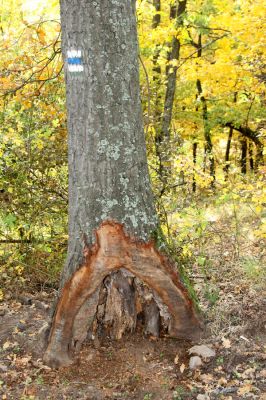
top-left (224, 126), bottom-right (233, 178)
top-left (152, 0), bottom-right (161, 29)
top-left (152, 0), bottom-right (162, 156)
top-left (249, 141), bottom-right (254, 171)
top-left (195, 34), bottom-right (215, 185)
top-left (224, 123), bottom-right (264, 170)
top-left (43, 0), bottom-right (201, 368)
top-left (155, 0), bottom-right (187, 188)
top-left (161, 1), bottom-right (187, 138)
top-left (196, 78), bottom-right (215, 184)
top-left (240, 137), bottom-right (247, 174)
top-left (192, 142), bottom-right (197, 192)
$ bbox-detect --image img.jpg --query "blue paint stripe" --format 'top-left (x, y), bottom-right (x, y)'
top-left (68, 57), bottom-right (82, 65)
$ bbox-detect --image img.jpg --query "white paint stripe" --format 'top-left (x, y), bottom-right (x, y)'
top-left (67, 49), bottom-right (82, 58)
top-left (68, 64), bottom-right (84, 72)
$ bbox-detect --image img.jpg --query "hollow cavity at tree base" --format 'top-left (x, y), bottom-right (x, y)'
top-left (43, 221), bottom-right (202, 368)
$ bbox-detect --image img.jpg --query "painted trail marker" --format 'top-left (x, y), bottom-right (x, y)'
top-left (67, 50), bottom-right (84, 72)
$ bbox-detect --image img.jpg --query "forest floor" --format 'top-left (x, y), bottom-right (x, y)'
top-left (0, 205), bottom-right (265, 400)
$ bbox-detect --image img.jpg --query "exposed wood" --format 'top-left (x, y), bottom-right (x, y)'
top-left (43, 221), bottom-right (202, 368)
top-left (144, 298), bottom-right (160, 337)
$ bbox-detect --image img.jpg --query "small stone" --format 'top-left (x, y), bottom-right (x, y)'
top-left (17, 322), bottom-right (27, 331)
top-left (0, 364), bottom-right (8, 372)
top-left (189, 344), bottom-right (216, 359)
top-left (34, 300), bottom-right (49, 311)
top-left (189, 356), bottom-right (202, 370)
top-left (38, 322), bottom-right (49, 336)
top-left (17, 295), bottom-right (32, 305)
top-left (197, 394), bottom-right (210, 400)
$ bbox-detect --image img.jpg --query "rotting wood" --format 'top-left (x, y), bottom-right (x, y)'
top-left (43, 221), bottom-right (202, 368)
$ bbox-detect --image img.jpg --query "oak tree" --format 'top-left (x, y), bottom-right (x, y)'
top-left (43, 0), bottom-right (201, 367)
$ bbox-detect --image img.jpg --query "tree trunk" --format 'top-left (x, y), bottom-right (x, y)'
top-left (155, 0), bottom-right (187, 190)
top-left (43, 0), bottom-right (201, 368)
top-left (192, 142), bottom-right (197, 193)
top-left (151, 0), bottom-right (163, 172)
top-left (249, 141), bottom-right (254, 171)
top-left (240, 137), bottom-right (247, 174)
top-left (196, 78), bottom-right (215, 184)
top-left (195, 34), bottom-right (215, 185)
top-left (224, 126), bottom-right (233, 178)
top-left (224, 123), bottom-right (264, 170)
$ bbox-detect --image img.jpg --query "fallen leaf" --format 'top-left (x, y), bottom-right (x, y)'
top-left (15, 356), bottom-right (31, 366)
top-left (237, 383), bottom-right (253, 395)
top-left (218, 377), bottom-right (228, 385)
top-left (3, 341), bottom-right (11, 350)
top-left (174, 354), bottom-right (179, 364)
top-left (259, 369), bottom-right (266, 378)
top-left (200, 374), bottom-right (214, 383)
top-left (242, 367), bottom-right (255, 379)
top-left (180, 363), bottom-right (186, 373)
top-left (222, 337), bottom-right (231, 349)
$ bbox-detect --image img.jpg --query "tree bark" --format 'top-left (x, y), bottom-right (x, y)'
top-left (192, 142), bottom-right (197, 192)
top-left (43, 0), bottom-right (202, 368)
top-left (195, 34), bottom-right (215, 185)
top-left (240, 137), bottom-right (247, 174)
top-left (249, 141), bottom-right (254, 171)
top-left (224, 126), bottom-right (233, 178)
top-left (196, 78), bottom-right (215, 184)
top-left (151, 0), bottom-right (163, 166)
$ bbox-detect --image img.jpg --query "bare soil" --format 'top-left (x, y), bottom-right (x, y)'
top-left (0, 286), bottom-right (265, 400)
